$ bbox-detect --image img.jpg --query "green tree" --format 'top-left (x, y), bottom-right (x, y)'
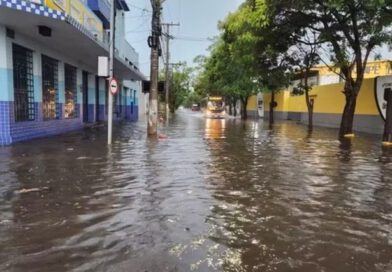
top-left (198, 2), bottom-right (264, 119)
top-left (183, 91), bottom-right (202, 109)
top-left (267, 0), bottom-right (392, 137)
top-left (291, 32), bottom-right (321, 131)
top-left (168, 63), bottom-right (193, 113)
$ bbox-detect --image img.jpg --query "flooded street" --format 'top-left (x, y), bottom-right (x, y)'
top-left (0, 110), bottom-right (392, 272)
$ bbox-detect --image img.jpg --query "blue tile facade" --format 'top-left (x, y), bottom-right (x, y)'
top-left (125, 105), bottom-right (138, 121)
top-left (1, 90), bottom-right (139, 146)
top-left (0, 0), bottom-right (142, 145)
top-left (0, 101), bottom-right (83, 144)
top-left (98, 104), bottom-right (106, 122)
top-left (0, 0), bottom-right (66, 21)
top-left (0, 101), bottom-right (12, 145)
top-left (87, 104), bottom-right (95, 123)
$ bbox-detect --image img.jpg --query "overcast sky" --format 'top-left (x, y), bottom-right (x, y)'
top-left (124, 0), bottom-right (391, 78)
top-left (124, 0), bottom-right (244, 77)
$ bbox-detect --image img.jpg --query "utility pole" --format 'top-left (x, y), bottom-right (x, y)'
top-left (147, 0), bottom-right (162, 136)
top-left (107, 0), bottom-right (116, 145)
top-left (162, 22), bottom-right (179, 121)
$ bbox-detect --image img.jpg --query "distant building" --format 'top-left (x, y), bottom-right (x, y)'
top-left (247, 60), bottom-right (392, 134)
top-left (0, 0), bottom-right (145, 145)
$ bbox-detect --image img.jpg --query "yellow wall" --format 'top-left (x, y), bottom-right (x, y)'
top-left (44, 0), bottom-right (103, 41)
top-left (249, 61), bottom-right (391, 117)
top-left (258, 78), bottom-right (379, 116)
top-left (247, 95), bottom-right (258, 111)
top-left (314, 60), bottom-right (392, 79)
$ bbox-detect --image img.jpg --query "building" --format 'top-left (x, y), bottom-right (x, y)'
top-left (247, 60), bottom-right (392, 134)
top-left (0, 0), bottom-right (145, 145)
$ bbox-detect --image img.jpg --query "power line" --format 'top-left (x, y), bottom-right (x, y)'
top-left (173, 35), bottom-right (211, 42)
top-left (126, 29), bottom-right (151, 34)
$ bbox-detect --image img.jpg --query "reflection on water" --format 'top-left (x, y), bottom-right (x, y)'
top-left (0, 111), bottom-right (391, 272)
top-left (205, 118), bottom-right (226, 139)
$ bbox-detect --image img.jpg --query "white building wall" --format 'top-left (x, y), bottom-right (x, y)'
top-left (115, 9), bottom-right (139, 66)
top-left (0, 26), bottom-right (12, 101)
top-left (319, 74), bottom-right (340, 86)
top-left (5, 28), bottom-right (96, 115)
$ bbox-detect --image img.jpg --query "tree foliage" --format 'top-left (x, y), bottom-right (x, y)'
top-left (267, 0), bottom-right (392, 136)
top-left (167, 63), bottom-right (193, 113)
top-left (194, 0), bottom-right (392, 135)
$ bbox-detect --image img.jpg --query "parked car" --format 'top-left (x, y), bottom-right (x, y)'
top-left (191, 104), bottom-right (200, 111)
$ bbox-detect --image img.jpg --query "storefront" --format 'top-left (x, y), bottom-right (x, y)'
top-left (0, 0), bottom-right (144, 145)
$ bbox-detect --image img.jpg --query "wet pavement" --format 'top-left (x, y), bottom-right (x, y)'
top-left (0, 110), bottom-right (392, 272)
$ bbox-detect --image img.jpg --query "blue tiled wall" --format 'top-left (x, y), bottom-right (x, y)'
top-left (0, 101), bottom-right (12, 145)
top-left (125, 105), bottom-right (138, 121)
top-left (1, 74), bottom-right (139, 145)
top-left (98, 104), bottom-right (106, 121)
top-left (87, 104), bottom-right (95, 123)
top-left (0, 101), bottom-right (83, 145)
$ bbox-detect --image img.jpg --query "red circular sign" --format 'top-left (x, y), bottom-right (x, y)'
top-left (109, 78), bottom-right (118, 95)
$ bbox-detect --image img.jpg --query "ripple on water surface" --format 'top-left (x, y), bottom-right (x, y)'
top-left (0, 112), bottom-right (391, 272)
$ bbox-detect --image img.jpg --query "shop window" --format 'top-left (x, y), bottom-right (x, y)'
top-left (64, 64), bottom-right (77, 118)
top-left (12, 44), bottom-right (35, 122)
top-left (42, 55), bottom-right (59, 120)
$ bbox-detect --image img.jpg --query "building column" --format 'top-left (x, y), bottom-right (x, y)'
top-left (98, 78), bottom-right (107, 121)
top-left (87, 73), bottom-right (96, 123)
top-left (33, 50), bottom-right (43, 121)
top-left (58, 61), bottom-right (65, 120)
top-left (0, 26), bottom-right (13, 144)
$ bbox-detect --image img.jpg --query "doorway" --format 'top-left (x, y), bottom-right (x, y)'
top-left (95, 76), bottom-right (100, 122)
top-left (82, 71), bottom-right (88, 123)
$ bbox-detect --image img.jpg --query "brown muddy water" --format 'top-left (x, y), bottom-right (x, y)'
top-left (0, 110), bottom-right (391, 272)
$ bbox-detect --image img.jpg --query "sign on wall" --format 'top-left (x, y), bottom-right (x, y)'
top-left (375, 76), bottom-right (392, 121)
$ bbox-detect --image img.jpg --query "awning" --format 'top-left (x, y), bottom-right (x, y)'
top-left (0, 0), bottom-right (145, 81)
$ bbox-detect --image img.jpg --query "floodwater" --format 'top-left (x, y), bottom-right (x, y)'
top-left (0, 110), bottom-right (391, 272)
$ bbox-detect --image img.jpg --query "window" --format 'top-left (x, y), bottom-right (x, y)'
top-left (13, 44), bottom-right (35, 122)
top-left (42, 55), bottom-right (59, 120)
top-left (64, 64), bottom-right (77, 118)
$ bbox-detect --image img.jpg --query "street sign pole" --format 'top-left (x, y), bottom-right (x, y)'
top-left (108, 0), bottom-right (115, 145)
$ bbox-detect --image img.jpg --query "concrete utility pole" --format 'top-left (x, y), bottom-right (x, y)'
top-left (162, 22), bottom-right (179, 121)
top-left (147, 0), bottom-right (162, 136)
top-left (108, 0), bottom-right (116, 145)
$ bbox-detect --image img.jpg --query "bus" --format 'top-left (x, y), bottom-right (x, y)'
top-left (205, 96), bottom-right (226, 119)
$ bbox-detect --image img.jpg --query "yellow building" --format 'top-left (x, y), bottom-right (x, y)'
top-left (44, 0), bottom-right (104, 41)
top-left (247, 60), bottom-right (392, 134)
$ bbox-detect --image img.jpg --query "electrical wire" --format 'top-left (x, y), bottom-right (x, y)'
top-left (173, 35), bottom-right (211, 42)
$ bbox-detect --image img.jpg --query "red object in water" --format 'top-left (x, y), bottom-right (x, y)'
top-left (159, 134), bottom-right (168, 139)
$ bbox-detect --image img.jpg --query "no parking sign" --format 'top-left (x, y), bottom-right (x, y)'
top-left (109, 78), bottom-right (118, 95)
